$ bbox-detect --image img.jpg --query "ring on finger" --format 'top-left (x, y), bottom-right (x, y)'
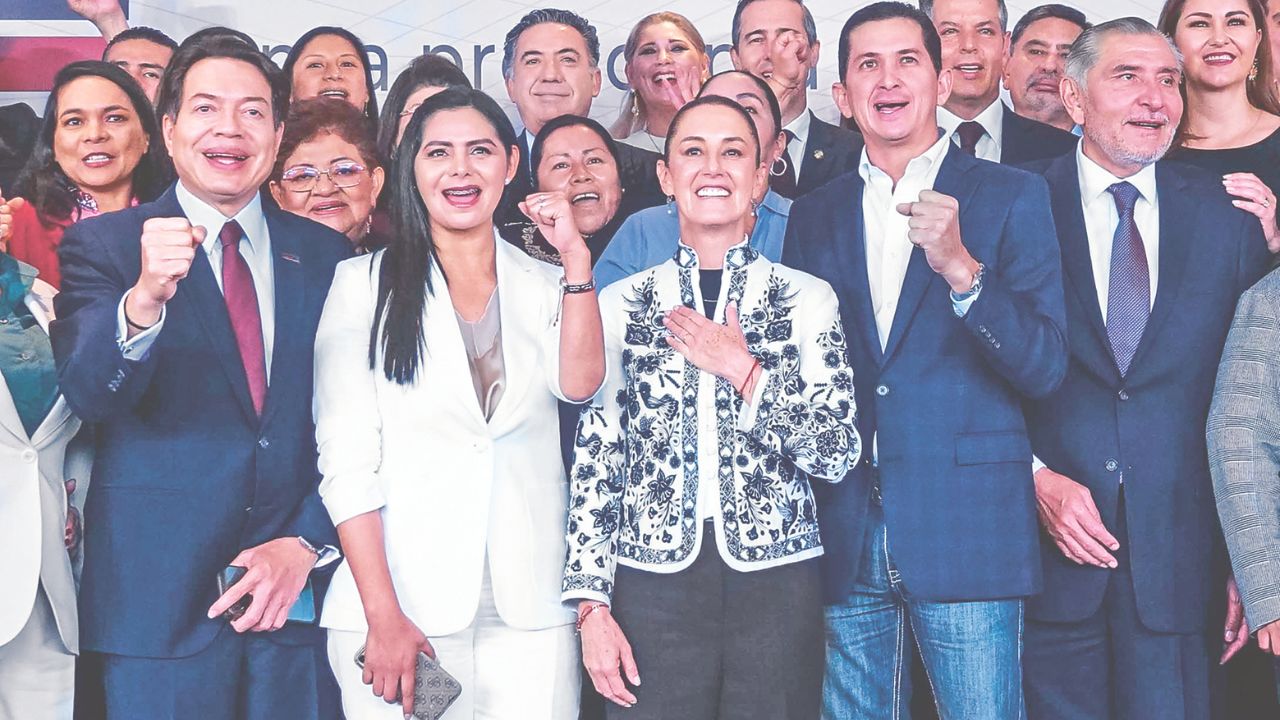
top-left (1264, 198), bottom-right (1272, 209)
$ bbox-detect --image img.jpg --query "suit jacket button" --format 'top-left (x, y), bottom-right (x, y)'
top-left (1105, 459), bottom-right (1119, 472)
top-left (876, 384), bottom-right (890, 397)
top-left (245, 506), bottom-right (253, 513)
top-left (1118, 390), bottom-right (1129, 401)
top-left (20, 449), bottom-right (36, 463)
top-left (258, 437), bottom-right (270, 449)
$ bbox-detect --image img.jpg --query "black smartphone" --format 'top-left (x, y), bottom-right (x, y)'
top-left (215, 565), bottom-right (252, 621)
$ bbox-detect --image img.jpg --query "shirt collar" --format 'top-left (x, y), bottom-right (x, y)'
top-left (675, 235), bottom-right (757, 271)
top-left (937, 99), bottom-right (1004, 147)
top-left (783, 109), bottom-right (813, 146)
top-left (175, 181), bottom-right (268, 256)
top-left (759, 188), bottom-right (792, 217)
top-left (858, 130), bottom-right (951, 185)
top-left (1075, 143), bottom-right (1157, 208)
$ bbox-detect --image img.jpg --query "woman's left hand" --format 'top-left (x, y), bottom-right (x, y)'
top-left (520, 191), bottom-right (590, 267)
top-left (1224, 173), bottom-right (1279, 253)
top-left (664, 303), bottom-right (756, 387)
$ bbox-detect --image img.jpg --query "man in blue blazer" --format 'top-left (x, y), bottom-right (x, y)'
top-left (51, 32), bottom-right (350, 719)
top-left (1022, 19), bottom-right (1270, 720)
top-left (782, 4), bottom-right (1067, 718)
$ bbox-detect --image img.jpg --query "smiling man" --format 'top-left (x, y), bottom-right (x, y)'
top-left (1003, 4), bottom-right (1089, 133)
top-left (922, 0), bottom-right (1078, 164)
top-left (783, 3), bottom-right (1066, 717)
top-left (52, 31), bottom-right (351, 719)
top-left (499, 9), bottom-right (663, 229)
top-left (1023, 18), bottom-right (1270, 719)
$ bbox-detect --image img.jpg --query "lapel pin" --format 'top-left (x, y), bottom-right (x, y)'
top-left (813, 149), bottom-right (825, 160)
top-left (281, 253), bottom-right (301, 264)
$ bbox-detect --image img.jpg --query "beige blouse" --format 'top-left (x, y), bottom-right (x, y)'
top-left (455, 289), bottom-right (505, 421)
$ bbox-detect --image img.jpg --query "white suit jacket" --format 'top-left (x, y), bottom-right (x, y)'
top-left (315, 236), bottom-right (583, 636)
top-left (0, 280), bottom-right (84, 652)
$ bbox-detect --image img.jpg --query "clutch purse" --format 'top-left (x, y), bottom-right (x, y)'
top-left (355, 645), bottom-right (462, 720)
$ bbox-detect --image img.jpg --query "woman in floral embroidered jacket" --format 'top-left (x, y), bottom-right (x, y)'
top-left (563, 95), bottom-right (861, 720)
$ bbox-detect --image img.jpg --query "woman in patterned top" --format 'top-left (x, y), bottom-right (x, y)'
top-left (563, 95), bottom-right (861, 720)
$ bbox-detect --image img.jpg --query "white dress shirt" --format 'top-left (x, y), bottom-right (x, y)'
top-left (118, 183), bottom-right (276, 373)
top-left (1076, 145), bottom-right (1160, 316)
top-left (782, 109), bottom-right (813, 176)
top-left (858, 132), bottom-right (952, 350)
top-left (938, 99), bottom-right (1005, 163)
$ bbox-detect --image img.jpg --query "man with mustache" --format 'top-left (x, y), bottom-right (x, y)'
top-left (1003, 4), bottom-right (1089, 134)
top-left (728, 0), bottom-right (863, 198)
top-left (784, 3), bottom-right (1067, 716)
top-left (922, 0), bottom-right (1078, 164)
top-left (1024, 18), bottom-right (1270, 719)
top-left (499, 8), bottom-right (663, 229)
top-left (51, 31), bottom-right (350, 718)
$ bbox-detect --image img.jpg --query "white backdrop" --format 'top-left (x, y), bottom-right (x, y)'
top-left (0, 0), bottom-right (1168, 129)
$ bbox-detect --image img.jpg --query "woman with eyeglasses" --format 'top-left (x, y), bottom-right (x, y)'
top-left (270, 98), bottom-right (386, 252)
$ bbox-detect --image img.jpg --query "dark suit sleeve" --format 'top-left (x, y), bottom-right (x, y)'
top-left (51, 218), bottom-right (160, 422)
top-left (1235, 212), bottom-right (1271, 295)
top-left (959, 174), bottom-right (1068, 399)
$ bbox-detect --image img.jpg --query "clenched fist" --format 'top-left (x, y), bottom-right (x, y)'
top-left (896, 189), bottom-right (981, 294)
top-left (126, 217), bottom-right (205, 331)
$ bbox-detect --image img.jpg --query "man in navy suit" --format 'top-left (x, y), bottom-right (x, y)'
top-left (782, 3), bottom-right (1067, 717)
top-left (51, 32), bottom-right (350, 719)
top-left (728, 0), bottom-right (864, 198)
top-left (921, 0), bottom-right (1078, 165)
top-left (1022, 18), bottom-right (1270, 720)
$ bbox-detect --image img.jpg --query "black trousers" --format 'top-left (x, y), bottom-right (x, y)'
top-left (606, 526), bottom-right (824, 720)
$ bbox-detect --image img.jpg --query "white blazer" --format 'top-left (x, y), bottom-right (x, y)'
top-left (0, 280), bottom-right (84, 652)
top-left (315, 235), bottom-right (583, 636)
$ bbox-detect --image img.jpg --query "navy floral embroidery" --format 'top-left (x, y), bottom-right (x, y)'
top-left (563, 244), bottom-right (861, 602)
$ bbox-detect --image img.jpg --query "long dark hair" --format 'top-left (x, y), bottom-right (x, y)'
top-left (283, 27), bottom-right (381, 130)
top-left (371, 87), bottom-right (518, 384)
top-left (377, 53), bottom-right (471, 165)
top-left (14, 60), bottom-right (170, 223)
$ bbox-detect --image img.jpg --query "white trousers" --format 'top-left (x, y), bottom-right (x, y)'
top-left (328, 565), bottom-right (580, 719)
top-left (0, 585), bottom-right (74, 720)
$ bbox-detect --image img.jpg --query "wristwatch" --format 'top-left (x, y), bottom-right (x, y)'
top-left (561, 276), bottom-right (596, 294)
top-left (952, 262), bottom-right (985, 303)
top-left (297, 536), bottom-right (338, 567)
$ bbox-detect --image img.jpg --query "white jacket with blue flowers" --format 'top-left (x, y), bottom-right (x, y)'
top-left (562, 240), bottom-right (861, 605)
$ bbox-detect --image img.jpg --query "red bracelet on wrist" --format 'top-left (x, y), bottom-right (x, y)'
top-left (576, 602), bottom-right (608, 633)
top-left (736, 357), bottom-right (761, 396)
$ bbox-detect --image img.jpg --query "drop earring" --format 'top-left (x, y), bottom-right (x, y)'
top-left (1250, 59), bottom-right (1260, 83)
top-left (665, 194), bottom-right (675, 215)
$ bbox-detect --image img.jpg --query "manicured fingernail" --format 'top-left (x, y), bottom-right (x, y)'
top-left (1226, 631), bottom-right (1235, 641)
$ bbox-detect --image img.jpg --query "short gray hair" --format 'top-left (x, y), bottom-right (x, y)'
top-left (1064, 17), bottom-right (1182, 91)
top-left (501, 8), bottom-right (600, 80)
top-left (919, 0), bottom-right (1007, 31)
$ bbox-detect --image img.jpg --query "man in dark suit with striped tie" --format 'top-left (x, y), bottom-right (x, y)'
top-left (1024, 18), bottom-right (1270, 719)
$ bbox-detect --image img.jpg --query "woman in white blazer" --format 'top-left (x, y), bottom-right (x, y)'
top-left (0, 254), bottom-right (85, 720)
top-left (313, 88), bottom-right (604, 720)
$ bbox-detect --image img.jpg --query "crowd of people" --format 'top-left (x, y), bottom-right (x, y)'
top-left (3, 0), bottom-right (1280, 718)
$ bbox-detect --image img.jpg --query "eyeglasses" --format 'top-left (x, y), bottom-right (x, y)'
top-left (279, 161), bottom-right (368, 193)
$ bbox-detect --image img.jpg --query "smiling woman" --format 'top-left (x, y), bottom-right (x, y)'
top-left (1160, 0), bottom-right (1280, 254)
top-left (3, 61), bottom-right (169, 288)
top-left (270, 98), bottom-right (385, 251)
top-left (283, 27), bottom-right (380, 131)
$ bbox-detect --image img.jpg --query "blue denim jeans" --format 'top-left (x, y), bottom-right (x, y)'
top-left (822, 502), bottom-right (1025, 720)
